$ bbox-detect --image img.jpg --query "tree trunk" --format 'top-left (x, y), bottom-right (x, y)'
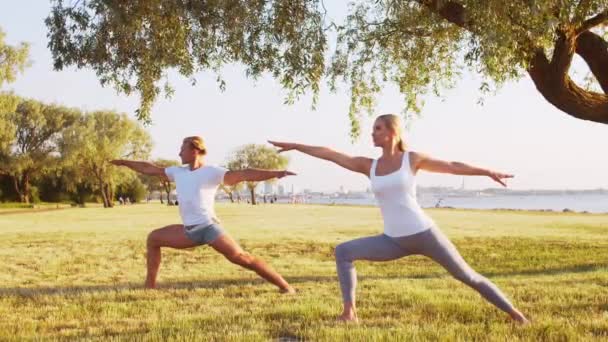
top-left (99, 181), bottom-right (110, 208)
top-left (159, 191), bottom-right (164, 204)
top-left (162, 181), bottom-right (172, 205)
top-left (12, 176), bottom-right (22, 203)
top-left (250, 188), bottom-right (256, 205)
top-left (22, 173), bottom-right (30, 204)
top-left (228, 191), bottom-right (234, 203)
top-left (11, 174), bottom-right (30, 203)
top-left (107, 182), bottom-right (114, 208)
top-left (576, 31), bottom-right (608, 93)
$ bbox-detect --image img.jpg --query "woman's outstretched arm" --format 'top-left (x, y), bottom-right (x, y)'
top-left (410, 152), bottom-right (513, 187)
top-left (223, 169), bottom-right (295, 186)
top-left (110, 160), bottom-right (166, 177)
top-left (268, 141), bottom-right (372, 176)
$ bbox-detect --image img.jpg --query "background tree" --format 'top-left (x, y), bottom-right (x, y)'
top-left (60, 111), bottom-right (152, 208)
top-left (38, 164), bottom-right (96, 205)
top-left (0, 100), bottom-right (78, 203)
top-left (219, 182), bottom-right (244, 203)
top-left (46, 1), bottom-right (608, 137)
top-left (226, 144), bottom-right (289, 205)
top-left (138, 158), bottom-right (180, 205)
top-left (0, 27), bottom-right (29, 202)
top-left (115, 175), bottom-right (148, 203)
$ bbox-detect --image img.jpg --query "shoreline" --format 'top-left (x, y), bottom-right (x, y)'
top-left (2, 201), bottom-right (606, 216)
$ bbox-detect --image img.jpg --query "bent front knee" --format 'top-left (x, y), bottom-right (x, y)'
top-left (334, 243), bottom-right (351, 262)
top-left (147, 232), bottom-right (158, 248)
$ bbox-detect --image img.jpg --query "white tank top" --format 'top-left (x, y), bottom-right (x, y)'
top-left (370, 152), bottom-right (435, 237)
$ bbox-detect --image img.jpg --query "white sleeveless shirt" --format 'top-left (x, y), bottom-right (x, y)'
top-left (370, 152), bottom-right (435, 237)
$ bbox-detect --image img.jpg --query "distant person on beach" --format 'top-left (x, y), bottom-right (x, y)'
top-left (111, 136), bottom-right (296, 293)
top-left (269, 114), bottom-right (528, 324)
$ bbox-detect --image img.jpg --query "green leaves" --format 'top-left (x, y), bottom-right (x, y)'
top-left (226, 143), bottom-right (289, 190)
top-left (0, 28), bottom-right (29, 88)
top-left (46, 0), bottom-right (327, 124)
top-left (227, 143), bottom-right (289, 171)
top-left (46, 1), bottom-right (608, 135)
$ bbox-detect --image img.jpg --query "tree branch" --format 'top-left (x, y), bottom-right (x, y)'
top-left (529, 49), bottom-right (608, 124)
top-left (418, 0), bottom-right (468, 28)
top-left (551, 27), bottom-right (577, 78)
top-left (576, 30), bottom-right (608, 93)
top-left (418, 0), bottom-right (608, 124)
top-left (576, 10), bottom-right (608, 36)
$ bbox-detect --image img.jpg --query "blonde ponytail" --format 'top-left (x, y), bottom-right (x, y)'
top-left (397, 138), bottom-right (406, 152)
top-left (377, 114), bottom-right (406, 151)
top-left (183, 136), bottom-right (207, 155)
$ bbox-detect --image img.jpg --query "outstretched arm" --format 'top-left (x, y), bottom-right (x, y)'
top-left (110, 160), bottom-right (166, 177)
top-left (268, 141), bottom-right (372, 176)
top-left (223, 169), bottom-right (295, 186)
top-left (410, 152), bottom-right (514, 187)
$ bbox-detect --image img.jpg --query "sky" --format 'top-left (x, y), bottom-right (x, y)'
top-left (1, 2), bottom-right (607, 192)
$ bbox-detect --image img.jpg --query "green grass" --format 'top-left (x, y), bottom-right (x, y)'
top-left (0, 202), bottom-right (74, 213)
top-left (0, 204), bottom-right (607, 341)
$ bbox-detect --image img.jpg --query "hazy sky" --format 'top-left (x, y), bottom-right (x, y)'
top-left (1, 2), bottom-right (607, 192)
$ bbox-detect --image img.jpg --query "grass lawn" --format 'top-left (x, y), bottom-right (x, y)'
top-left (0, 203), bottom-right (606, 341)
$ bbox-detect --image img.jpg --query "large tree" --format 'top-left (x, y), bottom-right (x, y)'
top-left (226, 144), bottom-right (288, 205)
top-left (0, 27), bottom-right (29, 167)
top-left (60, 111), bottom-right (152, 207)
top-left (0, 100), bottom-right (78, 203)
top-left (46, 1), bottom-right (608, 136)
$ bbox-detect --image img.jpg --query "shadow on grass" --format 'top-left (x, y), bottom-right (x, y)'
top-left (0, 262), bottom-right (604, 298)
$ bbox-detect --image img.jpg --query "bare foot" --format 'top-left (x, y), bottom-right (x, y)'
top-left (280, 286), bottom-right (297, 295)
top-left (337, 313), bottom-right (359, 323)
top-left (510, 309), bottom-right (530, 325)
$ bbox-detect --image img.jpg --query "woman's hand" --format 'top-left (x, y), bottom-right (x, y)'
top-left (276, 170), bottom-right (296, 179)
top-left (487, 171), bottom-right (514, 187)
top-left (268, 140), bottom-right (298, 153)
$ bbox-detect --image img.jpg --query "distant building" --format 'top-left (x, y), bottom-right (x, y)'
top-left (264, 182), bottom-right (275, 194)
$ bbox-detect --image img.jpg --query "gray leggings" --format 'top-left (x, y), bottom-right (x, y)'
top-left (335, 227), bottom-right (515, 313)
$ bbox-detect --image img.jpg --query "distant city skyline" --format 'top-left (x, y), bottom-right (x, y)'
top-left (1, 2), bottom-right (607, 192)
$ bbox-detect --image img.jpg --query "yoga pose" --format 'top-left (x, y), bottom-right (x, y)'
top-left (269, 114), bottom-right (528, 323)
top-left (112, 136), bottom-right (295, 293)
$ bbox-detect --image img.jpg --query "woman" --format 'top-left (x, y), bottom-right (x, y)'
top-left (269, 114), bottom-right (528, 323)
top-left (112, 136), bottom-right (295, 294)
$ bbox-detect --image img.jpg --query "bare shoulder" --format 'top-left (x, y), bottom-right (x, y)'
top-left (406, 151), bottom-right (430, 173)
top-left (354, 156), bottom-right (374, 175)
top-left (354, 156), bottom-right (374, 164)
top-left (407, 151), bottom-right (420, 162)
